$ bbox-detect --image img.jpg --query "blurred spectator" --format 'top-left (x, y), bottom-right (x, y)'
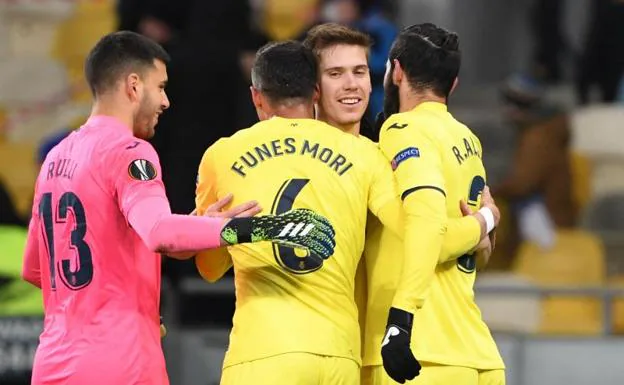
top-left (528, 0), bottom-right (566, 84)
top-left (491, 74), bottom-right (577, 269)
top-left (117, 0), bottom-right (186, 51)
top-left (576, 0), bottom-right (624, 104)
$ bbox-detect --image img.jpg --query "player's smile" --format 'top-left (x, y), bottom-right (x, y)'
top-left (338, 97), bottom-right (362, 106)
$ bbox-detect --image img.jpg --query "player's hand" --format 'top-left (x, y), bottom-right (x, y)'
top-left (475, 234), bottom-right (492, 271)
top-left (220, 208), bottom-right (336, 260)
top-left (381, 307), bottom-right (421, 383)
top-left (203, 193), bottom-right (262, 218)
top-left (481, 186), bottom-right (500, 227)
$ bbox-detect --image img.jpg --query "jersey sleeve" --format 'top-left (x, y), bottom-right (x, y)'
top-left (379, 115), bottom-right (445, 198)
top-left (380, 115), bottom-right (447, 313)
top-left (22, 215), bottom-right (41, 288)
top-left (365, 142), bottom-right (401, 217)
top-left (195, 249), bottom-right (233, 282)
top-left (195, 142), bottom-right (220, 214)
top-left (439, 216), bottom-right (481, 263)
top-left (22, 179), bottom-right (42, 288)
top-left (194, 141), bottom-right (233, 282)
top-left (109, 139), bottom-right (226, 253)
top-left (110, 139), bottom-right (168, 219)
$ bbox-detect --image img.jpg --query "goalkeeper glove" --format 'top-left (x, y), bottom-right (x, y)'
top-left (381, 307), bottom-right (421, 383)
top-left (220, 208), bottom-right (336, 260)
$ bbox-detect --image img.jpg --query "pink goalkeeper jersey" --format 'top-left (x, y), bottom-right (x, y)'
top-left (25, 115), bottom-right (170, 385)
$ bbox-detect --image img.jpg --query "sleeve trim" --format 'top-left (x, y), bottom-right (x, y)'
top-left (401, 186), bottom-right (446, 201)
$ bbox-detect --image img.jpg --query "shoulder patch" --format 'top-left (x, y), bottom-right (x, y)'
top-left (391, 147), bottom-right (420, 170)
top-left (128, 159), bottom-right (157, 181)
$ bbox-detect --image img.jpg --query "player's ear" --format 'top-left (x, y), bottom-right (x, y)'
top-left (312, 83), bottom-right (320, 104)
top-left (450, 77), bottom-right (459, 96)
top-left (392, 59), bottom-right (403, 87)
top-left (126, 73), bottom-right (141, 101)
top-left (250, 86), bottom-right (262, 110)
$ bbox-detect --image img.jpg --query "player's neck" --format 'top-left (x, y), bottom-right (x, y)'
top-left (317, 110), bottom-right (360, 136)
top-left (399, 88), bottom-right (446, 113)
top-left (339, 122), bottom-right (360, 136)
top-left (272, 104), bottom-right (315, 120)
top-left (327, 120), bottom-right (360, 136)
top-left (90, 99), bottom-right (134, 133)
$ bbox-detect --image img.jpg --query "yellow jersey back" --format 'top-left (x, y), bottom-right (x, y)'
top-left (363, 102), bottom-right (504, 369)
top-left (196, 117), bottom-right (397, 368)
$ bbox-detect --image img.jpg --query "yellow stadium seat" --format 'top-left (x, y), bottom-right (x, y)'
top-left (0, 142), bottom-right (37, 218)
top-left (51, 0), bottom-right (116, 103)
top-left (263, 0), bottom-right (319, 40)
top-left (570, 152), bottom-right (592, 215)
top-left (608, 275), bottom-right (624, 334)
top-left (0, 107), bottom-right (7, 142)
top-left (513, 229), bottom-right (606, 335)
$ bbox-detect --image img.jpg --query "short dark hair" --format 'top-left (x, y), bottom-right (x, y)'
top-left (84, 31), bottom-right (170, 96)
top-left (303, 23), bottom-right (372, 58)
top-left (389, 23), bottom-right (461, 98)
top-left (251, 41), bottom-right (318, 104)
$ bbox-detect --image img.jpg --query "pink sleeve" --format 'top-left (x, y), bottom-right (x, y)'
top-left (127, 196), bottom-right (226, 253)
top-left (112, 140), bottom-right (226, 253)
top-left (22, 215), bottom-right (42, 288)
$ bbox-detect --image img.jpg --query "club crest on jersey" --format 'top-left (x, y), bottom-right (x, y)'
top-left (391, 147), bottom-right (420, 170)
top-left (128, 159), bottom-right (157, 181)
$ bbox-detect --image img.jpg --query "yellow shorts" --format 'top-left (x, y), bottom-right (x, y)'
top-left (221, 353), bottom-right (360, 385)
top-left (361, 364), bottom-right (505, 385)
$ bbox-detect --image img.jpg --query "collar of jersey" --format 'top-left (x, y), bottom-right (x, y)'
top-left (413, 101), bottom-right (448, 113)
top-left (84, 115), bottom-right (133, 136)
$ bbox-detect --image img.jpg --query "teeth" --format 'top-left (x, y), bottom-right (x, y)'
top-left (340, 98), bottom-right (360, 105)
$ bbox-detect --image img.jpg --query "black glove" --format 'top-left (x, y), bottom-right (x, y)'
top-left (381, 307), bottom-right (421, 383)
top-left (220, 208), bottom-right (336, 260)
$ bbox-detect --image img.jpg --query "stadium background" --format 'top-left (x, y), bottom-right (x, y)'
top-left (0, 0), bottom-right (623, 384)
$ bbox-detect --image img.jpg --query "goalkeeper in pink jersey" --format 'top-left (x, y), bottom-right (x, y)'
top-left (21, 31), bottom-right (335, 385)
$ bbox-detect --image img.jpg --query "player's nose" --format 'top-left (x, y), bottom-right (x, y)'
top-left (162, 92), bottom-right (171, 110)
top-left (342, 73), bottom-right (358, 90)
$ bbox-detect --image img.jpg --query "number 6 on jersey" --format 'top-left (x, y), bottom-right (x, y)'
top-left (271, 178), bottom-right (334, 274)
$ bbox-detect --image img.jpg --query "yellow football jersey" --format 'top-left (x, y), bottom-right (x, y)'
top-left (362, 102), bottom-right (505, 369)
top-left (195, 117), bottom-right (399, 368)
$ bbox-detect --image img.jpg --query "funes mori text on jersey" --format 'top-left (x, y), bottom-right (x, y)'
top-left (231, 138), bottom-right (354, 177)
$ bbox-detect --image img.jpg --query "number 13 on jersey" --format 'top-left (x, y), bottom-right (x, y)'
top-left (39, 192), bottom-right (94, 290)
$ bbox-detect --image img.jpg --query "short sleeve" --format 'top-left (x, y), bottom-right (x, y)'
top-left (365, 141), bottom-right (400, 216)
top-left (195, 141), bottom-right (221, 215)
top-left (111, 139), bottom-right (167, 219)
top-left (379, 115), bottom-right (445, 199)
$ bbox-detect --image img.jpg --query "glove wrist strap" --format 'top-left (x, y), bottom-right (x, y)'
top-left (221, 217), bottom-right (255, 244)
top-left (388, 307), bottom-right (414, 330)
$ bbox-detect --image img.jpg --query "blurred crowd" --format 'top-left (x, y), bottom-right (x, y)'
top-left (1, 1), bottom-right (624, 367)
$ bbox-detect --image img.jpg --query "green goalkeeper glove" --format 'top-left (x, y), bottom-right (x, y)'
top-left (220, 208), bottom-right (336, 260)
